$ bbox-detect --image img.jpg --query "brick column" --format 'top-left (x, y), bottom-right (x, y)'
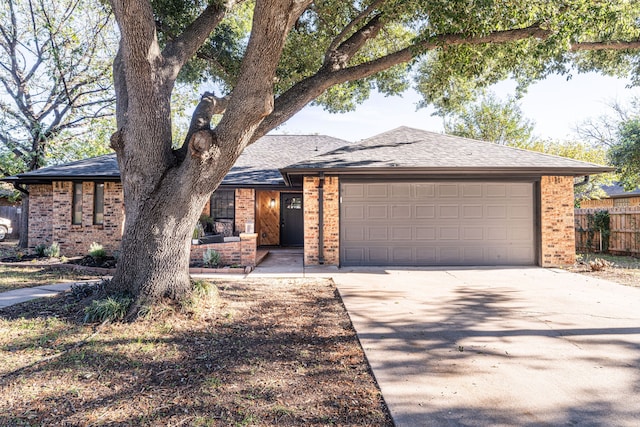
top-left (540, 176), bottom-right (576, 267)
top-left (303, 176), bottom-right (339, 266)
top-left (235, 189), bottom-right (255, 235)
top-left (240, 233), bottom-right (258, 267)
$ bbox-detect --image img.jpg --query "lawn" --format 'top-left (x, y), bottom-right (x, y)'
top-left (0, 266), bottom-right (99, 292)
top-left (0, 278), bottom-right (391, 426)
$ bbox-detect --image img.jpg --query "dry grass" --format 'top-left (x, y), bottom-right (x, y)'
top-left (0, 278), bottom-right (391, 426)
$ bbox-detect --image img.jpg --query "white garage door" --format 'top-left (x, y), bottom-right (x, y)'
top-left (340, 181), bottom-right (536, 266)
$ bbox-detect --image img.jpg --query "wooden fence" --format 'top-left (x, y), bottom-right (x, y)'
top-left (575, 207), bottom-right (640, 256)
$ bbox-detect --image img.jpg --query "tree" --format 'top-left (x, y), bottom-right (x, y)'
top-left (444, 93), bottom-right (535, 146)
top-left (0, 0), bottom-right (116, 245)
top-left (443, 94), bottom-right (612, 201)
top-left (107, 0), bottom-right (640, 311)
top-left (609, 118), bottom-right (640, 190)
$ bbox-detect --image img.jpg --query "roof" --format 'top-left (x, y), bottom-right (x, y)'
top-left (7, 154), bottom-right (120, 182)
top-left (5, 134), bottom-right (350, 186)
top-left (282, 126), bottom-right (614, 179)
top-left (220, 134), bottom-right (349, 185)
top-left (600, 183), bottom-right (640, 199)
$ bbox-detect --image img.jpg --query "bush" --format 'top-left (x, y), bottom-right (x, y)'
top-left (203, 248), bottom-right (221, 267)
top-left (84, 293), bottom-right (133, 323)
top-left (34, 244), bottom-right (47, 257)
top-left (43, 242), bottom-right (61, 258)
top-left (88, 242), bottom-right (107, 259)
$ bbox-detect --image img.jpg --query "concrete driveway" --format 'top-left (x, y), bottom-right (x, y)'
top-left (330, 267), bottom-right (640, 426)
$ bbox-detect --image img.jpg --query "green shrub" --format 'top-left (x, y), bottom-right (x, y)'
top-left (203, 248), bottom-right (221, 267)
top-left (44, 242), bottom-right (61, 258)
top-left (84, 294), bottom-right (133, 323)
top-left (34, 244), bottom-right (47, 257)
top-left (193, 222), bottom-right (205, 239)
top-left (88, 242), bottom-right (107, 259)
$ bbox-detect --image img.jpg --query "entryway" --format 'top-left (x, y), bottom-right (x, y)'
top-left (280, 192), bottom-right (303, 246)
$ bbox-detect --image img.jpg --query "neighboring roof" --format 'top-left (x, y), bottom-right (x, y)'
top-left (600, 183), bottom-right (640, 199)
top-left (282, 126), bottom-right (614, 179)
top-left (4, 134), bottom-right (350, 186)
top-left (220, 134), bottom-right (349, 185)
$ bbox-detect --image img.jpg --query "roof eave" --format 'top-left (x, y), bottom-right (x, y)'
top-left (280, 166), bottom-right (615, 181)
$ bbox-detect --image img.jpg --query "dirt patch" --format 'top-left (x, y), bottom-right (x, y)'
top-left (0, 278), bottom-right (392, 426)
top-left (569, 254), bottom-right (640, 288)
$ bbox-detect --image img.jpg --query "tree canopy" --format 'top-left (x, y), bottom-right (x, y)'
top-left (609, 118), bottom-right (640, 190)
top-left (444, 93), bottom-right (535, 146)
top-left (0, 0), bottom-right (116, 177)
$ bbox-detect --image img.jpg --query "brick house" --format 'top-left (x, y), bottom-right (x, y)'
top-left (6, 127), bottom-right (612, 268)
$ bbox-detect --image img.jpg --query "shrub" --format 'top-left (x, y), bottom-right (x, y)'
top-left (34, 244), bottom-right (47, 257)
top-left (44, 242), bottom-right (61, 258)
top-left (84, 293), bottom-right (133, 323)
top-left (203, 248), bottom-right (221, 267)
top-left (88, 242), bottom-right (107, 259)
top-left (193, 222), bottom-right (205, 240)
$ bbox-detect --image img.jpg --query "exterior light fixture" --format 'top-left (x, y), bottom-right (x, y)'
top-left (269, 198), bottom-right (276, 208)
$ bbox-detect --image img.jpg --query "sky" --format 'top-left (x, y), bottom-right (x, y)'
top-left (277, 72), bottom-right (640, 143)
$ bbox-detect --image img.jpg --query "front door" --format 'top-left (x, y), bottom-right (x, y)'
top-left (280, 193), bottom-right (303, 246)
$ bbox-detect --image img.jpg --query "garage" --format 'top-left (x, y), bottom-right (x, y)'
top-left (340, 181), bottom-right (536, 266)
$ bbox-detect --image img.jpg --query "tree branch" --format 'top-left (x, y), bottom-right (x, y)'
top-left (571, 40), bottom-right (640, 51)
top-left (325, 0), bottom-right (386, 58)
top-left (256, 25), bottom-right (553, 137)
top-left (215, 0), bottom-right (312, 149)
top-left (162, 1), bottom-right (240, 80)
top-left (175, 92), bottom-right (229, 162)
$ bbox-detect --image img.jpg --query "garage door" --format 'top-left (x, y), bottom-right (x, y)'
top-left (340, 182), bottom-right (535, 266)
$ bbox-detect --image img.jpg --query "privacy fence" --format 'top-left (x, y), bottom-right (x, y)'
top-left (575, 207), bottom-right (640, 256)
top-left (0, 205), bottom-right (21, 238)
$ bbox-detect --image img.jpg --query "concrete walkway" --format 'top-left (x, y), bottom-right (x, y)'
top-left (0, 281), bottom-right (99, 309)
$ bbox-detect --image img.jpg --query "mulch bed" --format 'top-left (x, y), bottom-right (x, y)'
top-left (0, 278), bottom-right (392, 426)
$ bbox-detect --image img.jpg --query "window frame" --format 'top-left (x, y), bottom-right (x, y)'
top-left (93, 182), bottom-right (105, 225)
top-left (210, 189), bottom-right (235, 221)
top-left (72, 182), bottom-right (83, 225)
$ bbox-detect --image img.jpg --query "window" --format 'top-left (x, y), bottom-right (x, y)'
top-left (72, 182), bottom-right (83, 225)
top-left (94, 182), bottom-right (105, 225)
top-left (210, 190), bottom-right (235, 220)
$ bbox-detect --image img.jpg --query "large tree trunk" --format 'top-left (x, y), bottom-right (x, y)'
top-left (18, 195), bottom-right (28, 248)
top-left (111, 174), bottom-right (212, 303)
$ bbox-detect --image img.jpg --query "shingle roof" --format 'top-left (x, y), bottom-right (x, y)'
top-left (5, 134), bottom-right (351, 185)
top-left (220, 134), bottom-right (349, 185)
top-left (282, 126), bottom-right (614, 176)
top-left (601, 183), bottom-right (640, 198)
top-left (10, 154), bottom-right (120, 181)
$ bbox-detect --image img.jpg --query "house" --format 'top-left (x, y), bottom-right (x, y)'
top-left (5, 126), bottom-right (613, 267)
top-left (580, 183), bottom-right (640, 208)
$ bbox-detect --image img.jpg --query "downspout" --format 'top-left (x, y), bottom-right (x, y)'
top-left (318, 172), bottom-right (324, 265)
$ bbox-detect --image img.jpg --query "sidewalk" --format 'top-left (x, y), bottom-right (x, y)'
top-left (0, 281), bottom-right (100, 309)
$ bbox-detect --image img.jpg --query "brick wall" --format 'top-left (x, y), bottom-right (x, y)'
top-left (29, 181), bottom-right (124, 256)
top-left (189, 233), bottom-right (257, 266)
top-left (234, 188), bottom-right (255, 234)
top-left (28, 184), bottom-right (54, 246)
top-left (303, 176), bottom-right (339, 266)
top-left (540, 176), bottom-right (576, 267)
